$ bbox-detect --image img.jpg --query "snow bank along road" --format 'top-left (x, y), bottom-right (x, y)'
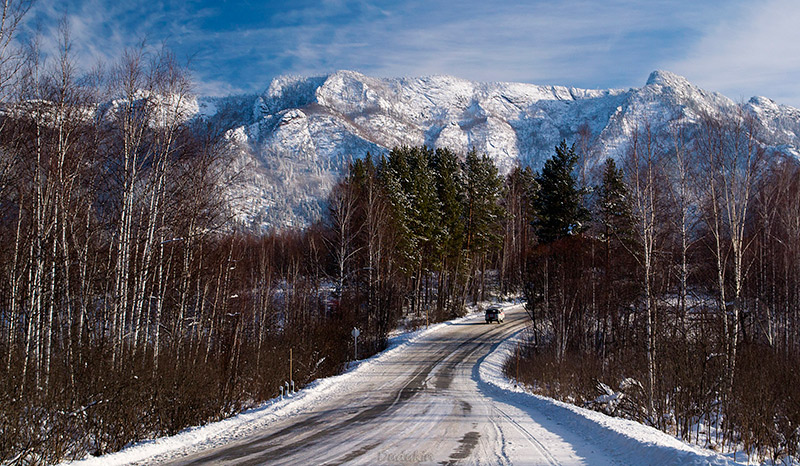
top-left (127, 304), bottom-right (735, 465)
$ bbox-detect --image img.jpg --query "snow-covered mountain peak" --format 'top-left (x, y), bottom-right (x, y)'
top-left (748, 95), bottom-right (781, 111)
top-left (645, 70), bottom-right (691, 88)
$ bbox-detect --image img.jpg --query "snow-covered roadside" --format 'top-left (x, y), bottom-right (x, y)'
top-left (477, 327), bottom-right (743, 466)
top-left (62, 309), bottom-right (485, 466)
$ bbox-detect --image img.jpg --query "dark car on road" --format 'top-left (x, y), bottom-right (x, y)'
top-left (485, 306), bottom-right (505, 324)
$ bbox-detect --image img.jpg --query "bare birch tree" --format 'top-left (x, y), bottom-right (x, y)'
top-left (624, 123), bottom-right (661, 422)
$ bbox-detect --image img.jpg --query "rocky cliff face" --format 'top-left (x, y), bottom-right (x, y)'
top-left (196, 70), bottom-right (800, 230)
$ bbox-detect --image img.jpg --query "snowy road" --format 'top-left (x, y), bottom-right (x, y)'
top-left (119, 304), bottom-right (734, 466)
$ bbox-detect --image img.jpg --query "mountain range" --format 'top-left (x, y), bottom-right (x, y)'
top-left (192, 70), bottom-right (800, 230)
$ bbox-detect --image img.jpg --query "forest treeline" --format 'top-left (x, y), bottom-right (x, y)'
top-left (512, 121), bottom-right (800, 463)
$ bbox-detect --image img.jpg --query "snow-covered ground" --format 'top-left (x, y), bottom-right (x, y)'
top-left (64, 304), bottom-right (745, 465)
top-left (61, 310), bottom-right (483, 466)
top-left (479, 328), bottom-right (743, 465)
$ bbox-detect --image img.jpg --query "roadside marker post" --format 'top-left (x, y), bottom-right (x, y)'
top-left (351, 327), bottom-right (360, 360)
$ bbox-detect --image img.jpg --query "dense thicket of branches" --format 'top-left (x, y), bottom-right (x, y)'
top-left (0, 33), bottom-right (510, 461)
top-left (513, 118), bottom-right (800, 463)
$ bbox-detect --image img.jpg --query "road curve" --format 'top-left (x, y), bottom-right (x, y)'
top-left (147, 305), bottom-right (620, 465)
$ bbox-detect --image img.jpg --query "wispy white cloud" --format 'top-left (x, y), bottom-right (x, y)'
top-left (21, 0), bottom-right (203, 77)
top-left (251, 0), bottom-right (720, 89)
top-left (669, 0), bottom-right (800, 107)
top-left (21, 0), bottom-right (798, 109)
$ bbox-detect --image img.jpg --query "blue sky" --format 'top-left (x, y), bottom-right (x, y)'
top-left (23, 0), bottom-right (800, 106)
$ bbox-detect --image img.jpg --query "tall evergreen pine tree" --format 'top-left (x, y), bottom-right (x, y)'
top-left (463, 150), bottom-right (505, 254)
top-left (534, 140), bottom-right (589, 244)
top-left (596, 158), bottom-right (635, 246)
top-left (431, 147), bottom-right (465, 260)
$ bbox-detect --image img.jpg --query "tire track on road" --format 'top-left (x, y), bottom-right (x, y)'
top-left (164, 306), bottom-right (530, 465)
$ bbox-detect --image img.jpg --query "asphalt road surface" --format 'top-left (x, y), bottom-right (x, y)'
top-left (149, 305), bottom-right (620, 465)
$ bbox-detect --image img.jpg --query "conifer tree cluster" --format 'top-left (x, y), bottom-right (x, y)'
top-left (331, 146), bottom-right (506, 324)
